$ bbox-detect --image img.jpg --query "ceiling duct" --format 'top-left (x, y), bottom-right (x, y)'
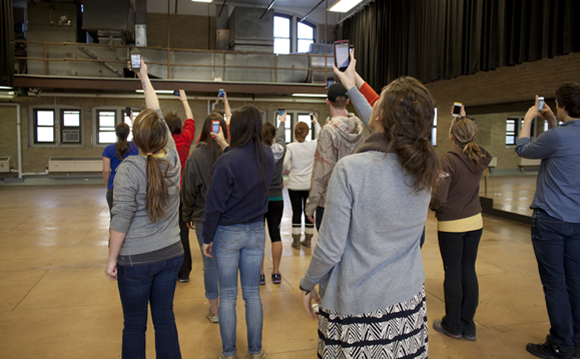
top-left (82, 0), bottom-right (135, 44)
top-left (228, 7), bottom-right (274, 53)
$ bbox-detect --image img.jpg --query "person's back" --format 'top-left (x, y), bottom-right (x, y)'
top-left (286, 140), bottom-right (317, 189)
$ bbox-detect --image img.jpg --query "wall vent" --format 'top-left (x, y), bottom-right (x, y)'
top-left (0, 157), bottom-right (10, 173)
top-left (48, 157), bottom-right (102, 172)
top-left (62, 130), bottom-right (80, 143)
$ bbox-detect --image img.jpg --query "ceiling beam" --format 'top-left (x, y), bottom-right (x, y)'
top-left (300, 0), bottom-right (325, 23)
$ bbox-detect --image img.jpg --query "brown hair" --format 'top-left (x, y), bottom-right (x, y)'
top-left (164, 111), bottom-right (182, 135)
top-left (198, 111), bottom-right (228, 182)
top-left (294, 122), bottom-right (309, 143)
top-left (379, 76), bottom-right (439, 192)
top-left (262, 122), bottom-right (276, 146)
top-left (114, 123), bottom-right (130, 161)
top-left (450, 116), bottom-right (484, 165)
top-left (555, 82), bottom-right (580, 118)
top-left (133, 109), bottom-right (171, 222)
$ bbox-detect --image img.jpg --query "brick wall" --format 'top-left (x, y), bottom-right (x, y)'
top-left (0, 97), bottom-right (330, 173)
top-left (426, 52), bottom-right (580, 166)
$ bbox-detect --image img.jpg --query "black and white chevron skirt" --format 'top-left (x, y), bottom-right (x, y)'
top-left (317, 286), bottom-right (428, 359)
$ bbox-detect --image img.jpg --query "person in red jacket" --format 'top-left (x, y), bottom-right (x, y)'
top-left (164, 89), bottom-right (196, 282)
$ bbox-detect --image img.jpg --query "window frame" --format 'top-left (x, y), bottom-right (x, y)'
top-left (29, 106), bottom-right (84, 147)
top-left (60, 109), bottom-right (82, 145)
top-left (274, 110), bottom-right (319, 143)
top-left (92, 107), bottom-right (143, 148)
top-left (296, 20), bottom-right (316, 53)
top-left (274, 13), bottom-right (318, 54)
top-left (96, 109), bottom-right (118, 145)
top-left (273, 13), bottom-right (292, 54)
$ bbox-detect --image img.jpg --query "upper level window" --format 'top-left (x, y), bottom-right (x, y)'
top-left (274, 15), bottom-right (291, 54)
top-left (297, 21), bottom-right (315, 53)
top-left (35, 110), bottom-right (55, 144)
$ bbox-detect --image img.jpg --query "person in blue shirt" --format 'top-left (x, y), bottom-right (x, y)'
top-left (102, 120), bottom-right (139, 216)
top-left (515, 83), bottom-right (580, 359)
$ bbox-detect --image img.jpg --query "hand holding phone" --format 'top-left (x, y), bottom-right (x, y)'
top-left (219, 89), bottom-right (225, 99)
top-left (334, 40), bottom-right (350, 72)
top-left (278, 108), bottom-right (285, 117)
top-left (452, 102), bottom-right (463, 116)
top-left (212, 120), bottom-right (220, 134)
top-left (125, 107), bottom-right (131, 117)
top-left (130, 50), bottom-right (141, 70)
top-left (173, 90), bottom-right (180, 96)
top-left (538, 96), bottom-right (545, 112)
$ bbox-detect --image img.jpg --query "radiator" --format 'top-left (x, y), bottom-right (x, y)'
top-left (518, 158), bottom-right (542, 167)
top-left (48, 157), bottom-right (103, 172)
top-left (0, 157), bottom-right (10, 173)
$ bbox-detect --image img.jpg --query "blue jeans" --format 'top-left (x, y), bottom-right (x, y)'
top-left (117, 255), bottom-right (184, 359)
top-left (213, 222), bottom-right (265, 357)
top-left (532, 208), bottom-right (580, 353)
top-left (195, 222), bottom-right (219, 300)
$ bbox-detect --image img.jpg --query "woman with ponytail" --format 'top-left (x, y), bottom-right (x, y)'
top-left (429, 106), bottom-right (492, 342)
top-left (102, 121), bottom-right (138, 216)
top-left (300, 51), bottom-right (437, 359)
top-left (105, 59), bottom-right (183, 359)
top-left (201, 104), bottom-right (275, 359)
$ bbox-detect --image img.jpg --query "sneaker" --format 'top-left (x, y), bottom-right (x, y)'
top-left (178, 277), bottom-right (189, 283)
top-left (205, 307), bottom-right (219, 323)
top-left (249, 349), bottom-right (266, 359)
top-left (463, 333), bottom-right (477, 341)
top-left (218, 353), bottom-right (234, 359)
top-left (259, 274), bottom-right (266, 286)
top-left (526, 335), bottom-right (573, 359)
top-left (433, 319), bottom-right (462, 339)
top-left (272, 273), bottom-right (282, 284)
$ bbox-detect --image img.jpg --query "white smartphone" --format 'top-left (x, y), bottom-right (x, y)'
top-left (538, 97), bottom-right (545, 111)
top-left (452, 102), bottom-right (463, 116)
top-left (334, 40), bottom-right (350, 72)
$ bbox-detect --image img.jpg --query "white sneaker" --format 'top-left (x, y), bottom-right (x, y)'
top-left (205, 307), bottom-right (219, 323)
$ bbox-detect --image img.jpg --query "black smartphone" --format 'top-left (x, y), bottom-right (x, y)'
top-left (130, 50), bottom-right (141, 70)
top-left (219, 89), bottom-right (225, 98)
top-left (125, 107), bottom-right (131, 117)
top-left (327, 78), bottom-right (334, 88)
top-left (212, 120), bottom-right (220, 134)
top-left (452, 102), bottom-right (462, 116)
top-left (173, 90), bottom-right (180, 96)
top-left (278, 108), bottom-right (285, 117)
top-left (334, 40), bottom-right (350, 72)
top-left (310, 113), bottom-right (314, 121)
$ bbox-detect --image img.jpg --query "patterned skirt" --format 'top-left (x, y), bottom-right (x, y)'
top-left (317, 286), bottom-right (428, 359)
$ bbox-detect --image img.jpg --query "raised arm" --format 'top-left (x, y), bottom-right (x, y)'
top-left (178, 90), bottom-right (193, 120)
top-left (221, 90), bottom-right (232, 124)
top-left (136, 59), bottom-right (160, 110)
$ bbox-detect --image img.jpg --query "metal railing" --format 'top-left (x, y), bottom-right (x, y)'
top-left (14, 40), bottom-right (334, 84)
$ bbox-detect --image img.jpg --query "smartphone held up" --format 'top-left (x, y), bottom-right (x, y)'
top-left (334, 40), bottom-right (350, 72)
top-left (278, 108), bottom-right (285, 117)
top-left (538, 96), bottom-right (545, 112)
top-left (212, 120), bottom-right (220, 134)
top-left (130, 50), bottom-right (141, 70)
top-left (452, 102), bottom-right (463, 116)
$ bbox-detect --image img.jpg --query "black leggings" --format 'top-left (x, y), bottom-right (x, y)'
top-left (265, 200), bottom-right (284, 243)
top-left (288, 189), bottom-right (313, 231)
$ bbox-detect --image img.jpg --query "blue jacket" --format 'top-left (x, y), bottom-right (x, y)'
top-left (515, 120), bottom-right (580, 222)
top-left (202, 142), bottom-right (275, 244)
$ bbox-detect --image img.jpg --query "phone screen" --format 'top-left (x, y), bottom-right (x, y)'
top-left (278, 108), bottom-right (285, 117)
top-left (219, 89), bottom-right (224, 98)
top-left (327, 78), bottom-right (334, 88)
top-left (452, 103), bottom-right (462, 116)
top-left (125, 107), bottom-right (131, 117)
top-left (131, 52), bottom-right (141, 69)
top-left (538, 97), bottom-right (545, 111)
top-left (173, 90), bottom-right (180, 96)
top-left (212, 121), bottom-right (220, 134)
top-left (334, 41), bottom-right (350, 70)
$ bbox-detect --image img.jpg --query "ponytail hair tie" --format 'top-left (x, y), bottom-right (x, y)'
top-left (147, 152), bottom-right (153, 156)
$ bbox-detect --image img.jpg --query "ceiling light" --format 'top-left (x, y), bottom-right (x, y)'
top-left (0, 86), bottom-right (12, 90)
top-left (191, 0), bottom-right (213, 2)
top-left (328, 0), bottom-right (364, 13)
top-left (135, 90), bottom-right (175, 94)
top-left (292, 93), bottom-right (327, 98)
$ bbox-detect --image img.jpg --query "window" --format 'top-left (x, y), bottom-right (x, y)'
top-left (505, 118), bottom-right (517, 145)
top-left (431, 108), bottom-right (437, 146)
top-left (97, 110), bottom-right (117, 144)
top-left (61, 110), bottom-right (82, 144)
top-left (274, 15), bottom-right (291, 54)
top-left (124, 111), bottom-right (139, 142)
top-left (275, 110), bottom-right (318, 143)
top-left (34, 110), bottom-right (55, 144)
top-left (297, 21), bottom-right (315, 53)
top-left (274, 14), bottom-right (316, 54)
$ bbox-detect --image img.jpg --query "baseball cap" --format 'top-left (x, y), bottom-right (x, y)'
top-left (327, 83), bottom-right (349, 102)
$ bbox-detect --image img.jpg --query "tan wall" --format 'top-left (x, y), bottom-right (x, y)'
top-left (426, 52), bottom-right (580, 168)
top-left (0, 97), bottom-right (330, 173)
top-left (147, 13), bottom-right (216, 50)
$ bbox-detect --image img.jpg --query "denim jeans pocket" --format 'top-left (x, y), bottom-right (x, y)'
top-left (533, 210), bottom-right (566, 242)
top-left (123, 264), bottom-right (154, 282)
top-left (218, 227), bottom-right (241, 252)
top-left (254, 229), bottom-right (266, 250)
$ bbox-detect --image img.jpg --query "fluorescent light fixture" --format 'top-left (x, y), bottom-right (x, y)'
top-left (191, 0), bottom-right (212, 2)
top-left (328, 0), bottom-right (364, 13)
top-left (0, 86), bottom-right (12, 90)
top-left (135, 90), bottom-right (175, 94)
top-left (292, 93), bottom-right (327, 98)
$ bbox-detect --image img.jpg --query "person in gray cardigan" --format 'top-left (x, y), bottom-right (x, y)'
top-left (300, 71), bottom-right (439, 358)
top-left (260, 114), bottom-right (287, 285)
top-left (105, 59), bottom-right (184, 358)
